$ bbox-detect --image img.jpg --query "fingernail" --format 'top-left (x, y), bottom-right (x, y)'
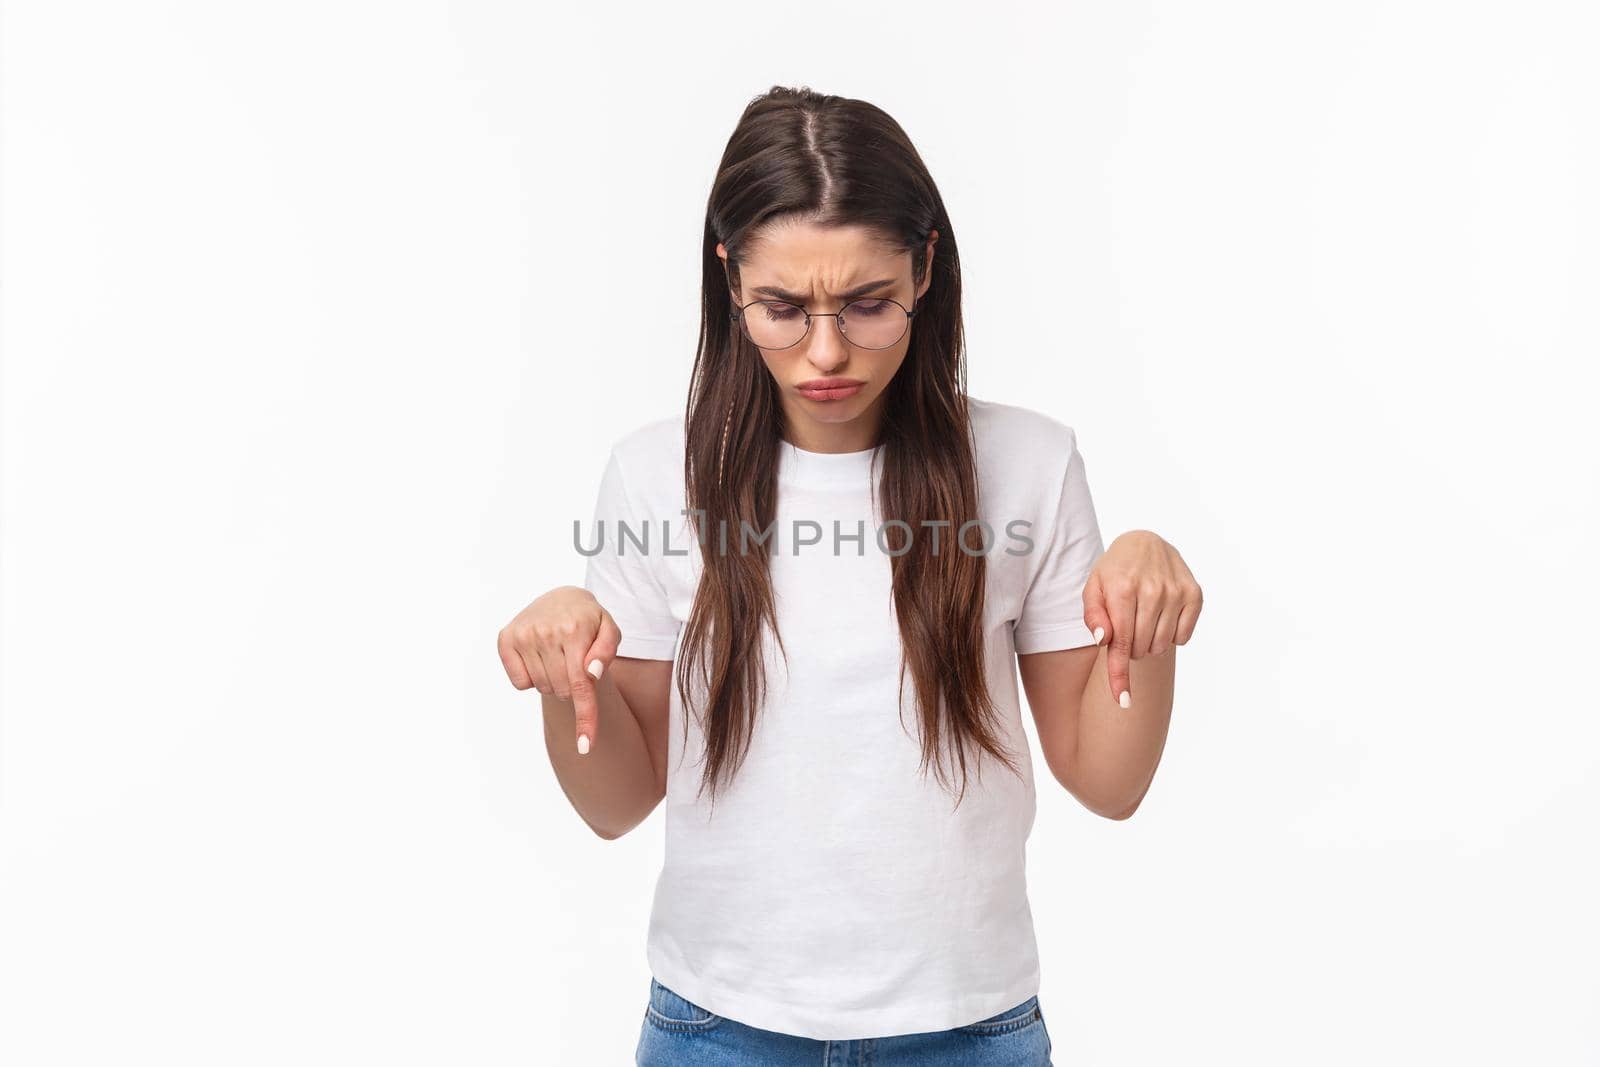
top-left (587, 658), bottom-right (604, 680)
top-left (1092, 626), bottom-right (1105, 645)
top-left (1118, 690), bottom-right (1131, 709)
top-left (577, 733), bottom-right (590, 755)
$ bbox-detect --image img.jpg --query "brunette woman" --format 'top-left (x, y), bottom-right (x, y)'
top-left (497, 85), bottom-right (1203, 1066)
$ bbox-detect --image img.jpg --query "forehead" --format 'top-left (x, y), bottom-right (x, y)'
top-left (740, 220), bottom-right (905, 285)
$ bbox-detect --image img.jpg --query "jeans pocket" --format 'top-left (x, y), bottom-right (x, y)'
top-left (957, 994), bottom-right (1044, 1036)
top-left (643, 976), bottom-right (723, 1033)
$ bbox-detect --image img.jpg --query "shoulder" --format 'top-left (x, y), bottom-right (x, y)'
top-left (965, 394), bottom-right (1083, 466)
top-left (600, 412), bottom-right (686, 512)
top-left (606, 411), bottom-right (686, 473)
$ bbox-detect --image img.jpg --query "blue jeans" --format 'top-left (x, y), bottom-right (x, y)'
top-left (636, 976), bottom-right (1054, 1065)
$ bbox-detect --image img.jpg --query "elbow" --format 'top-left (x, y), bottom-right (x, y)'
top-left (588, 803), bottom-right (658, 841)
top-left (1101, 789), bottom-right (1149, 821)
top-left (1064, 787), bottom-right (1141, 821)
top-left (585, 814), bottom-right (630, 841)
top-left (1062, 767), bottom-right (1139, 819)
top-left (1057, 766), bottom-right (1144, 821)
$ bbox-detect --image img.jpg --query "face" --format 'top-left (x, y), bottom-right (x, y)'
top-left (718, 220), bottom-right (937, 452)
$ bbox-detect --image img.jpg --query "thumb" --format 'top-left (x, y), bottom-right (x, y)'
top-left (584, 611), bottom-right (621, 684)
top-left (1082, 570), bottom-right (1110, 648)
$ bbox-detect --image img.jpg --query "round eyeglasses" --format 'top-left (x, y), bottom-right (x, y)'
top-left (730, 296), bottom-right (918, 351)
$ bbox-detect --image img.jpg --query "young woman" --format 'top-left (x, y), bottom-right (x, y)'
top-left (497, 85), bottom-right (1203, 1066)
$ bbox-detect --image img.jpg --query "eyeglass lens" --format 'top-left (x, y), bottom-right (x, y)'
top-left (739, 299), bottom-right (910, 350)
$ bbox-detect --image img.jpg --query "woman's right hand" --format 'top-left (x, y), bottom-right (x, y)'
top-left (497, 585), bottom-right (621, 755)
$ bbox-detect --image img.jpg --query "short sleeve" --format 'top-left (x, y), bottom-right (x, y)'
top-left (582, 448), bottom-right (682, 661)
top-left (1012, 430), bottom-right (1106, 654)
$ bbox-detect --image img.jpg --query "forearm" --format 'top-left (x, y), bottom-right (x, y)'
top-left (1066, 645), bottom-right (1177, 819)
top-left (541, 673), bottom-right (661, 839)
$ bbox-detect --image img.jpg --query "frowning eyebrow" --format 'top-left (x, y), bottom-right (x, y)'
top-left (750, 278), bottom-right (898, 304)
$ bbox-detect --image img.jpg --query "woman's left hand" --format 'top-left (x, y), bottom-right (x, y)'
top-left (1082, 530), bottom-right (1203, 708)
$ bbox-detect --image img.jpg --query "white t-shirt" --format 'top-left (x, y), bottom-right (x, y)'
top-left (581, 394), bottom-right (1105, 1041)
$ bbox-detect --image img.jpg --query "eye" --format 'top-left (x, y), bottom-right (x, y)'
top-left (759, 302), bottom-right (803, 321)
top-left (846, 299), bottom-right (893, 317)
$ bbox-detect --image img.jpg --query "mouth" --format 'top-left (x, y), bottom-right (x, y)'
top-left (796, 378), bottom-right (865, 402)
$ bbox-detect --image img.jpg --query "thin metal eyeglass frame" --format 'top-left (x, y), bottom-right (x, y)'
top-left (729, 295), bottom-right (919, 351)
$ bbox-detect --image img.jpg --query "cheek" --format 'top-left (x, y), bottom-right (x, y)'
top-left (876, 342), bottom-right (912, 376)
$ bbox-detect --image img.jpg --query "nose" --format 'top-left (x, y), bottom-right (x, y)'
top-left (802, 311), bottom-right (850, 371)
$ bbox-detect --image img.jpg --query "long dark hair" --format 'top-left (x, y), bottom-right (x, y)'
top-left (677, 85), bottom-right (1018, 812)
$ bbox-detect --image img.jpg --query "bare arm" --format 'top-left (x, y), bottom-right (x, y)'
top-left (498, 586), bottom-right (676, 841)
top-left (539, 656), bottom-right (673, 839)
top-left (1021, 528), bottom-right (1197, 819)
top-left (1019, 643), bottom-right (1176, 820)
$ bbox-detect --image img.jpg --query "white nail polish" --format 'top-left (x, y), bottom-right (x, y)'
top-left (1118, 690), bottom-right (1131, 709)
top-left (587, 658), bottom-right (604, 679)
top-left (577, 734), bottom-right (590, 755)
top-left (1092, 626), bottom-right (1105, 645)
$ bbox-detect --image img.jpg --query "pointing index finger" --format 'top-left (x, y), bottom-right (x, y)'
top-left (563, 634), bottom-right (600, 755)
top-left (1105, 583), bottom-right (1137, 710)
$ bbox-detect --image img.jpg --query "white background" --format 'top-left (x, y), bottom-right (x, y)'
top-left (3, 1), bottom-right (1596, 1063)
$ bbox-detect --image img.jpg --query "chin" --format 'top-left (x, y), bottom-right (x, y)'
top-left (795, 395), bottom-right (868, 422)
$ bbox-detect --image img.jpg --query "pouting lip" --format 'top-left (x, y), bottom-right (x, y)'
top-left (796, 378), bottom-right (865, 390)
